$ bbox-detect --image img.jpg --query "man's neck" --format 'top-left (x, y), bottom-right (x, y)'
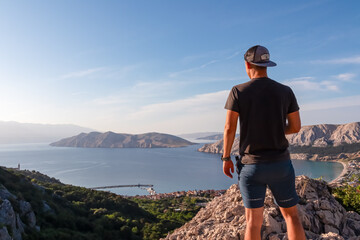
top-left (250, 73), bottom-right (268, 79)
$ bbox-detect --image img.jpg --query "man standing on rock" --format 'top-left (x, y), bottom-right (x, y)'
top-left (222, 45), bottom-right (306, 240)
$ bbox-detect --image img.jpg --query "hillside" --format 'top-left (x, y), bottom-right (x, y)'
top-left (50, 132), bottom-right (195, 148)
top-left (0, 121), bottom-right (93, 144)
top-left (198, 122), bottom-right (360, 159)
top-left (0, 167), bottom-right (207, 240)
top-left (163, 176), bottom-right (360, 240)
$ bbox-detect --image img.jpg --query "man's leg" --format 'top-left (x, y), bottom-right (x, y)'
top-left (244, 207), bottom-right (264, 240)
top-left (279, 205), bottom-right (305, 240)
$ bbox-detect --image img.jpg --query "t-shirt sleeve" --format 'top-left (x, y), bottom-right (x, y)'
top-left (224, 87), bottom-right (240, 113)
top-left (287, 88), bottom-right (300, 114)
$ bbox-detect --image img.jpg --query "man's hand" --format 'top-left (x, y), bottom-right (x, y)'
top-left (222, 110), bottom-right (238, 179)
top-left (223, 160), bottom-right (234, 178)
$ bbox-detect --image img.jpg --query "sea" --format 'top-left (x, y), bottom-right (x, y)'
top-left (0, 141), bottom-right (343, 196)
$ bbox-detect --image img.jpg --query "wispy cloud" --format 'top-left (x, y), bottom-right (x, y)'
top-left (92, 95), bottom-right (130, 105)
top-left (301, 95), bottom-right (360, 111)
top-left (169, 50), bottom-right (241, 78)
top-left (311, 56), bottom-right (360, 64)
top-left (92, 80), bottom-right (183, 106)
top-left (225, 51), bottom-right (241, 60)
top-left (61, 67), bottom-right (106, 79)
top-left (334, 73), bottom-right (356, 82)
top-left (60, 64), bottom-right (140, 80)
top-left (103, 64), bottom-right (140, 79)
top-left (127, 90), bottom-right (229, 119)
top-left (283, 77), bottom-right (339, 91)
top-left (169, 59), bottom-right (220, 78)
top-left (90, 90), bottom-right (231, 133)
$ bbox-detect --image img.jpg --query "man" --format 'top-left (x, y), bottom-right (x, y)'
top-left (222, 45), bottom-right (306, 240)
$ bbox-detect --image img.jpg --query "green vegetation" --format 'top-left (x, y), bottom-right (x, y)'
top-left (333, 185), bottom-right (360, 214)
top-left (289, 143), bottom-right (360, 156)
top-left (128, 197), bottom-right (204, 239)
top-left (0, 167), bottom-right (206, 240)
top-left (332, 171), bottom-right (360, 214)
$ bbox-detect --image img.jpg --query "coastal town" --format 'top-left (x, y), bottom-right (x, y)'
top-left (131, 189), bottom-right (227, 200)
top-left (333, 160), bottom-right (360, 188)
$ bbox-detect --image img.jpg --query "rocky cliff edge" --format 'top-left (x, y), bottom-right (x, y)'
top-left (0, 184), bottom-right (38, 240)
top-left (162, 176), bottom-right (360, 240)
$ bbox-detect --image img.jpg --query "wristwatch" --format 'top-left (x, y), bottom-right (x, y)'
top-left (221, 155), bottom-right (231, 161)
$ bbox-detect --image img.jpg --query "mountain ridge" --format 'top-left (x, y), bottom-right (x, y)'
top-left (198, 122), bottom-right (360, 158)
top-left (0, 121), bottom-right (94, 144)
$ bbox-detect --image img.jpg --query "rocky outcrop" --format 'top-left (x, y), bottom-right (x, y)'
top-left (0, 184), bottom-right (38, 240)
top-left (50, 131), bottom-right (195, 148)
top-left (162, 176), bottom-right (360, 240)
top-left (0, 227), bottom-right (12, 240)
top-left (198, 122), bottom-right (360, 156)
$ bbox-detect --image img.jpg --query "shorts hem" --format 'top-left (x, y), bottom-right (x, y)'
top-left (275, 196), bottom-right (299, 208)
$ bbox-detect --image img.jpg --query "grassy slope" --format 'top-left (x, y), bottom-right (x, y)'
top-left (0, 168), bottom-right (206, 240)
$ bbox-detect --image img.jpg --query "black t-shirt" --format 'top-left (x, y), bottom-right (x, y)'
top-left (224, 77), bottom-right (299, 164)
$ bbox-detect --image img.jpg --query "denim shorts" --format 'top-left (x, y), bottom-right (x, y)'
top-left (238, 159), bottom-right (299, 209)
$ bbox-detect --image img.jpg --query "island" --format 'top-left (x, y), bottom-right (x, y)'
top-left (50, 131), bottom-right (195, 148)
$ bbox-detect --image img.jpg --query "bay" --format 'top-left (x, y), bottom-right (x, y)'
top-left (0, 143), bottom-right (343, 196)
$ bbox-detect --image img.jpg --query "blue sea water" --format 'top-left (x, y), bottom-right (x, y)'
top-left (0, 143), bottom-right (343, 196)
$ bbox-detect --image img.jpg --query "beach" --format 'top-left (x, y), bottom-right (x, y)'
top-left (329, 160), bottom-right (349, 185)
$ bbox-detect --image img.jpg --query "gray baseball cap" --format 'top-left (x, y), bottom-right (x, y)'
top-left (244, 45), bottom-right (277, 67)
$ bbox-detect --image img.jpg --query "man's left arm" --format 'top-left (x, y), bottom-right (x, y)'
top-left (222, 110), bottom-right (239, 178)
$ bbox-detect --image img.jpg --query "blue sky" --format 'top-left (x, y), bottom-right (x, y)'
top-left (0, 0), bottom-right (360, 134)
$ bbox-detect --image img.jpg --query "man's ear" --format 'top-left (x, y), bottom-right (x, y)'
top-left (245, 61), bottom-right (252, 69)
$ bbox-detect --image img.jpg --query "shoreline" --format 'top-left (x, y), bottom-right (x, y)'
top-left (291, 157), bottom-right (349, 184)
top-left (328, 160), bottom-right (348, 185)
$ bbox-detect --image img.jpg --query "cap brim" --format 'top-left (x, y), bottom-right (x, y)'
top-left (251, 61), bottom-right (277, 67)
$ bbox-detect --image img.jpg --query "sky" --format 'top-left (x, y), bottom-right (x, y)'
top-left (0, 0), bottom-right (360, 134)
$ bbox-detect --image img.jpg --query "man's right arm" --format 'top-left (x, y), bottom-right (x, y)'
top-left (285, 110), bottom-right (301, 134)
top-left (222, 110), bottom-right (238, 178)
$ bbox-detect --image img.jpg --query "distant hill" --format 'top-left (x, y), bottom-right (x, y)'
top-left (0, 121), bottom-right (94, 144)
top-left (197, 133), bottom-right (240, 140)
top-left (50, 131), bottom-right (195, 148)
top-left (177, 132), bottom-right (222, 140)
top-left (198, 122), bottom-right (360, 159)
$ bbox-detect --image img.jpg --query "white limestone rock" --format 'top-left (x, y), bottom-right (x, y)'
top-left (162, 176), bottom-right (360, 240)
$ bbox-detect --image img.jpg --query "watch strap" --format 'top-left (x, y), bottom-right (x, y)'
top-left (221, 156), bottom-right (231, 161)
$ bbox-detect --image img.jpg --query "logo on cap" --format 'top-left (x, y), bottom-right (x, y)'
top-left (260, 53), bottom-right (269, 61)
